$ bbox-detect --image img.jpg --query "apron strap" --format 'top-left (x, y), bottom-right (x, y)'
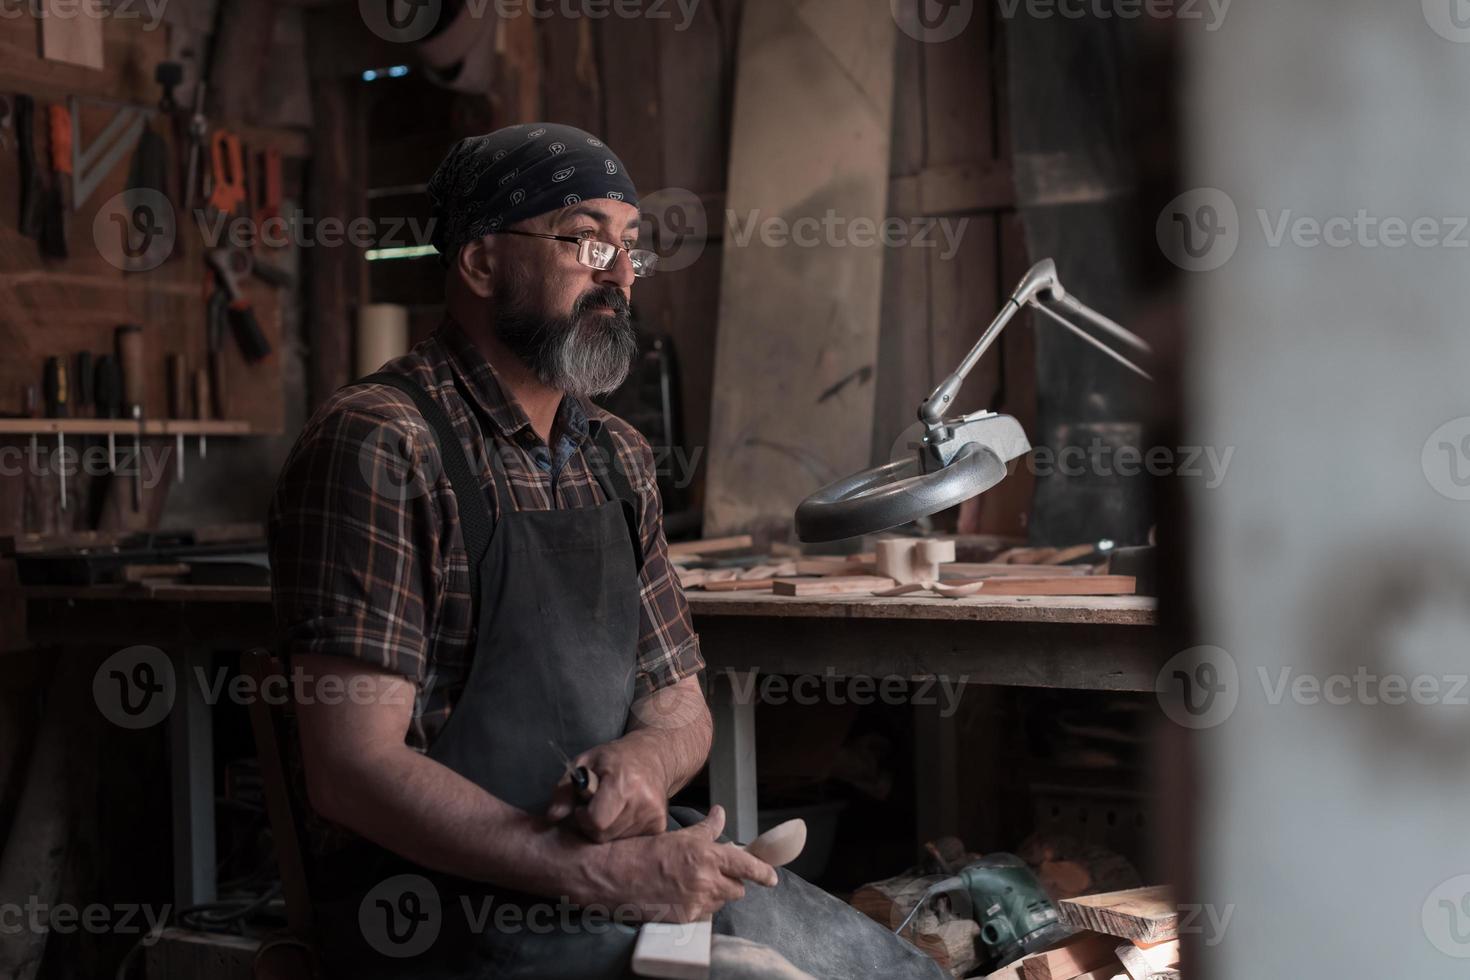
top-left (357, 372), bottom-right (495, 603)
top-left (588, 423), bottom-right (646, 576)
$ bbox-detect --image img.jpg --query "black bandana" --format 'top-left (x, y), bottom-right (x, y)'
top-left (427, 122), bottom-right (639, 260)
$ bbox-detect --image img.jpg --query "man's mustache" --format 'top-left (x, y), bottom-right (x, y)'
top-left (576, 288), bottom-right (630, 317)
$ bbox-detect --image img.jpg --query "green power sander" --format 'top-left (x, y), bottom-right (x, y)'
top-left (894, 854), bottom-right (1072, 973)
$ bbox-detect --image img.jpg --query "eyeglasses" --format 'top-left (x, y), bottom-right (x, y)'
top-left (489, 230), bottom-right (659, 278)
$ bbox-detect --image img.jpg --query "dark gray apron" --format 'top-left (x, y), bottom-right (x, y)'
top-left (308, 372), bottom-right (945, 980)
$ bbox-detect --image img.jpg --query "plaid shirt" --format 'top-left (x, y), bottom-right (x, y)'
top-left (267, 317), bottom-right (705, 753)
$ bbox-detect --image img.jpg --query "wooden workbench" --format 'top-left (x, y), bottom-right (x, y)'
top-left (22, 584), bottom-right (1158, 902)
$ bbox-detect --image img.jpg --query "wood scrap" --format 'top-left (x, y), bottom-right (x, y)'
top-left (1042, 544), bottom-right (1098, 565)
top-left (702, 578), bottom-right (776, 592)
top-left (1058, 886), bottom-right (1176, 944)
top-left (119, 562), bottom-right (190, 583)
top-left (943, 563), bottom-right (1093, 578)
top-left (875, 538), bottom-right (956, 584)
top-left (851, 873), bottom-right (980, 977)
top-left (667, 535), bottom-right (754, 559)
top-left (794, 555), bottom-right (877, 576)
top-left (1019, 932), bottom-right (1119, 980)
top-left (944, 576), bottom-right (1136, 597)
top-left (772, 575), bottom-right (896, 596)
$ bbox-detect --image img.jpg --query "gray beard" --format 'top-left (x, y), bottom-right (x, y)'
top-left (494, 281), bottom-right (637, 398)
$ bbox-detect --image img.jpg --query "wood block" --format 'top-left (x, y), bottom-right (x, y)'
top-left (701, 578), bottom-right (775, 592)
top-left (1020, 932), bottom-right (1119, 980)
top-left (632, 919), bottom-right (712, 980)
top-left (1059, 886), bottom-right (1177, 944)
top-left (943, 563), bottom-right (1093, 578)
top-left (946, 576), bottom-right (1136, 597)
top-left (772, 575), bottom-right (896, 596)
top-left (667, 535), bottom-right (754, 558)
top-left (1042, 544), bottom-right (1098, 565)
top-left (876, 538), bottom-right (956, 584)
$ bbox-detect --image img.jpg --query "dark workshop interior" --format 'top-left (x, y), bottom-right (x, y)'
top-left (0, 1), bottom-right (1461, 979)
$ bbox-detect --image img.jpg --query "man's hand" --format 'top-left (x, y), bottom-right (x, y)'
top-left (579, 806), bottom-right (778, 921)
top-left (546, 739), bottom-right (669, 841)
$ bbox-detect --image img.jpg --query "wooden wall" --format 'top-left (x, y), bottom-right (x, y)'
top-left (0, 8), bottom-right (308, 546)
top-left (349, 0), bottom-right (1031, 532)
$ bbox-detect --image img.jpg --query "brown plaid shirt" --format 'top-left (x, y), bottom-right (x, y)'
top-left (267, 317), bottom-right (705, 754)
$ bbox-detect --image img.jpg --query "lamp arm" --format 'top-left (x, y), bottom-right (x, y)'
top-left (917, 260), bottom-right (1153, 428)
top-left (917, 297), bottom-right (1025, 428)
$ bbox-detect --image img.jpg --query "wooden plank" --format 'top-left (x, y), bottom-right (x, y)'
top-left (700, 578), bottom-right (775, 592)
top-left (771, 575), bottom-right (896, 596)
top-left (948, 576), bottom-right (1135, 597)
top-left (703, 0), bottom-right (895, 536)
top-left (39, 0), bottom-right (105, 70)
top-left (1020, 932), bottom-right (1119, 980)
top-left (666, 534), bottom-right (753, 558)
top-left (1058, 886), bottom-right (1177, 944)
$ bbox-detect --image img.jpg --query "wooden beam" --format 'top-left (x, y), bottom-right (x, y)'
top-left (1059, 886), bottom-right (1178, 944)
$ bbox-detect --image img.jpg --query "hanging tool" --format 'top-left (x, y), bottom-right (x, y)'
top-left (255, 146), bottom-right (282, 225)
top-left (193, 366), bottom-right (210, 460)
top-left (166, 354), bottom-right (187, 484)
top-left (207, 129), bottom-right (246, 215)
top-left (43, 103), bottom-right (70, 258)
top-left (75, 351), bottom-right (93, 482)
top-left (16, 95), bottom-right (45, 241)
top-left (183, 80), bottom-right (209, 210)
top-left (154, 61), bottom-right (183, 113)
top-left (116, 325), bottom-right (146, 511)
top-left (205, 247), bottom-right (272, 362)
top-left (93, 355), bottom-right (121, 472)
top-left (42, 357), bottom-right (69, 511)
top-left (67, 95), bottom-right (150, 211)
top-left (23, 385), bottom-right (40, 466)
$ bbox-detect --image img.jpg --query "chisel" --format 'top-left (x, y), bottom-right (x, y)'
top-left (42, 356), bottom-right (68, 511)
top-left (116, 325), bottom-right (145, 510)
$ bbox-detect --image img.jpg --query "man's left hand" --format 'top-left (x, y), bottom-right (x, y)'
top-left (546, 739), bottom-right (669, 842)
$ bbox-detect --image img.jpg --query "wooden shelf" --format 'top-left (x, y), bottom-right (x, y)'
top-left (0, 420), bottom-right (254, 437)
